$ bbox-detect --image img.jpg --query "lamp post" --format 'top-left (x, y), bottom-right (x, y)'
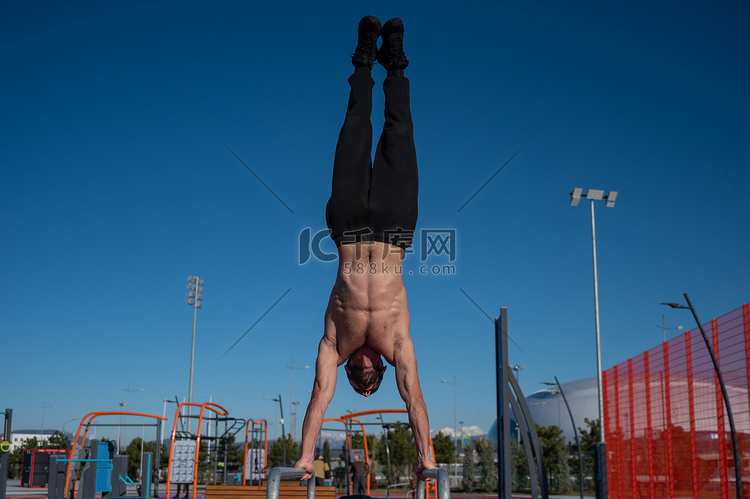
top-left (285, 359), bottom-right (309, 441)
top-left (291, 402), bottom-right (300, 444)
top-left (121, 384), bottom-right (144, 448)
top-left (162, 399), bottom-right (180, 444)
top-left (440, 376), bottom-right (459, 470)
top-left (186, 275), bottom-right (203, 433)
top-left (117, 402), bottom-right (127, 452)
top-left (543, 377), bottom-right (584, 499)
top-left (265, 395), bottom-right (285, 465)
top-left (263, 397), bottom-right (279, 441)
top-left (657, 315), bottom-right (683, 342)
top-left (663, 293), bottom-right (742, 499)
top-left (39, 402), bottom-right (57, 442)
top-left (511, 365), bottom-right (525, 384)
top-left (571, 187), bottom-right (616, 499)
top-left (62, 418), bottom-right (77, 438)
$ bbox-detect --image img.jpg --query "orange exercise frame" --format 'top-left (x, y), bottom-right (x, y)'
top-left (340, 409), bottom-right (437, 499)
top-left (242, 419), bottom-right (268, 485)
top-left (165, 402), bottom-right (229, 499)
top-left (322, 417), bottom-right (371, 495)
top-left (64, 411), bottom-right (168, 499)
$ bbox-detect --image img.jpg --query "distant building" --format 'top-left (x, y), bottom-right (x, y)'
top-left (487, 376), bottom-right (599, 444)
top-left (9, 430), bottom-right (59, 452)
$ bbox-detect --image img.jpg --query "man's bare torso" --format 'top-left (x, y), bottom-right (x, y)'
top-left (324, 241), bottom-right (409, 365)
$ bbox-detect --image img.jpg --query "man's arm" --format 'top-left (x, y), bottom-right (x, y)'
top-left (293, 334), bottom-right (338, 480)
top-left (393, 336), bottom-right (437, 480)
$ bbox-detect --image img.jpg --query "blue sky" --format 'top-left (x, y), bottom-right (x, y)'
top-left (2, 0), bottom-right (749, 445)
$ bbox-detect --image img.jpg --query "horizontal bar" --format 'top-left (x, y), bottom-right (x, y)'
top-left (57, 459), bottom-right (113, 463)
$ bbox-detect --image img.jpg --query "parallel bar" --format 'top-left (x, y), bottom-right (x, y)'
top-left (265, 468), bottom-right (314, 499)
top-left (416, 469), bottom-right (450, 499)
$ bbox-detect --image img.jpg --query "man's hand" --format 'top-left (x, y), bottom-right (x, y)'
top-left (416, 459), bottom-right (438, 482)
top-left (293, 458), bottom-right (314, 481)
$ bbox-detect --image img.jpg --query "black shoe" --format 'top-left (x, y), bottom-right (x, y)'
top-left (352, 15), bottom-right (382, 69)
top-left (377, 18), bottom-right (409, 75)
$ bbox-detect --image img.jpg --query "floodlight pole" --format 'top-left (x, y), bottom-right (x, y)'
top-left (186, 276), bottom-right (203, 433)
top-left (663, 294), bottom-right (742, 499)
top-left (570, 188), bottom-right (617, 499)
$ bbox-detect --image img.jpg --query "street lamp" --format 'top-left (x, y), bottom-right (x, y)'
top-left (440, 376), bottom-right (459, 470)
top-left (285, 358), bottom-right (309, 441)
top-left (570, 187), bottom-right (617, 499)
top-left (265, 395), bottom-right (285, 465)
top-left (657, 315), bottom-right (684, 342)
top-left (186, 275), bottom-right (204, 433)
top-left (543, 377), bottom-right (584, 499)
top-left (63, 418), bottom-right (77, 435)
top-left (663, 293), bottom-right (742, 499)
top-left (511, 365), bottom-right (525, 384)
top-left (121, 384), bottom-right (144, 448)
top-left (117, 402), bottom-right (127, 452)
top-left (162, 398), bottom-right (180, 444)
top-left (39, 402), bottom-right (57, 441)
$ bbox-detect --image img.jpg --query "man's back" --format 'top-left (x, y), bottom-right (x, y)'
top-left (324, 241), bottom-right (410, 365)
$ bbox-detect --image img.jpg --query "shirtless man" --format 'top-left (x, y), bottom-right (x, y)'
top-left (294, 16), bottom-right (436, 481)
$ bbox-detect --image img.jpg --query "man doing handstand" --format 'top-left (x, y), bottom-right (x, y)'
top-left (294, 16), bottom-right (436, 481)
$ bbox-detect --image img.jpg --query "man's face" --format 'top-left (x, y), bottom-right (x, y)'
top-left (345, 348), bottom-right (387, 397)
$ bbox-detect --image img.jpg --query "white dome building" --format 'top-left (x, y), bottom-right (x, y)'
top-left (487, 377), bottom-right (599, 444)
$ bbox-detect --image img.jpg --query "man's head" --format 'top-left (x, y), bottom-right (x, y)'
top-left (345, 345), bottom-right (387, 397)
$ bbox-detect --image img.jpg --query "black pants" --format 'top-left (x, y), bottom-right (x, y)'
top-left (326, 67), bottom-right (419, 249)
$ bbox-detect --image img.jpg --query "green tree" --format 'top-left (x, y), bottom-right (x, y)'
top-left (7, 437), bottom-right (43, 479)
top-left (123, 438), bottom-right (143, 479)
top-left (576, 418), bottom-right (600, 492)
top-left (350, 432), bottom-right (376, 460)
top-left (577, 418), bottom-right (599, 453)
top-left (432, 432), bottom-right (455, 465)
top-left (510, 439), bottom-right (528, 492)
top-left (476, 439), bottom-right (497, 492)
top-left (268, 435), bottom-right (300, 469)
top-left (322, 440), bottom-right (331, 468)
top-left (374, 424), bottom-right (414, 483)
top-left (461, 443), bottom-right (475, 492)
top-left (216, 436), bottom-right (245, 477)
top-left (536, 425), bottom-right (571, 493)
top-left (48, 431), bottom-right (71, 450)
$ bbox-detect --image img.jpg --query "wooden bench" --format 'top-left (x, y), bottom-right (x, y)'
top-left (205, 484), bottom-right (336, 499)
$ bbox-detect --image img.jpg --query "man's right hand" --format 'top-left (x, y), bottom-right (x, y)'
top-left (293, 458), bottom-right (314, 481)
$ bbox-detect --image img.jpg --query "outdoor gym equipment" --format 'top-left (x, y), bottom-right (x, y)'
top-left (166, 402), bottom-right (244, 499)
top-left (319, 417), bottom-right (369, 495)
top-left (1, 408), bottom-right (13, 499)
top-left (495, 307), bottom-right (548, 499)
top-left (243, 420), bottom-right (267, 486)
top-left (63, 411), bottom-right (167, 499)
top-left (49, 439), bottom-right (154, 499)
top-left (264, 467), bottom-right (450, 499)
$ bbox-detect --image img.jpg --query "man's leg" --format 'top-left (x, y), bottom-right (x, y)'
top-left (326, 16), bottom-right (381, 246)
top-left (369, 19), bottom-right (418, 249)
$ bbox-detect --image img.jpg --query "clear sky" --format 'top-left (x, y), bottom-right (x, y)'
top-left (2, 0), bottom-right (749, 445)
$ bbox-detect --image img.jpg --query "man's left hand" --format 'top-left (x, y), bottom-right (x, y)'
top-left (293, 458), bottom-right (314, 481)
top-left (415, 460), bottom-right (438, 482)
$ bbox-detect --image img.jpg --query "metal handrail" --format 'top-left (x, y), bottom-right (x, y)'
top-left (385, 481), bottom-right (413, 499)
top-left (416, 469), bottom-right (450, 499)
top-left (266, 468), bottom-right (315, 499)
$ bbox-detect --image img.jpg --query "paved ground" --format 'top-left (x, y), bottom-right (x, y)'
top-left (3, 480), bottom-right (593, 499)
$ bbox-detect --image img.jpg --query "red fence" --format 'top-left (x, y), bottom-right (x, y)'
top-left (603, 303), bottom-right (750, 499)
